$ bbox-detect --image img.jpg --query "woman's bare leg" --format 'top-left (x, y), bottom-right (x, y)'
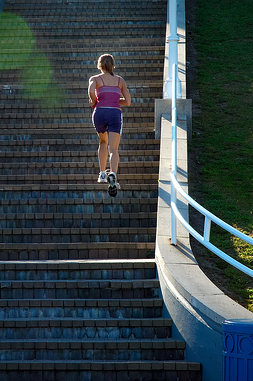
top-left (98, 132), bottom-right (108, 171)
top-left (108, 132), bottom-right (121, 174)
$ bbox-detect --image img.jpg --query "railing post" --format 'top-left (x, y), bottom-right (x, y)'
top-left (164, 0), bottom-right (182, 99)
top-left (171, 64), bottom-right (177, 245)
top-left (204, 216), bottom-right (211, 243)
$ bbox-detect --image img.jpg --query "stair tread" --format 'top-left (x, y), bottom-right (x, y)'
top-left (0, 337), bottom-right (183, 344)
top-left (0, 360), bottom-right (201, 371)
top-left (0, 212), bottom-right (157, 218)
top-left (0, 298), bottom-right (162, 303)
top-left (0, 257), bottom-right (156, 266)
top-left (0, 183), bottom-right (158, 189)
top-left (0, 279), bottom-right (159, 285)
top-left (0, 226), bottom-right (156, 230)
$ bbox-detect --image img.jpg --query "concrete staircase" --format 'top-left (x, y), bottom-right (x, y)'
top-left (0, 260), bottom-right (201, 380)
top-left (0, 0), bottom-right (202, 379)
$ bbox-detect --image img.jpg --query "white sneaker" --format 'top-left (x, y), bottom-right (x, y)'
top-left (107, 172), bottom-right (120, 197)
top-left (97, 170), bottom-right (109, 183)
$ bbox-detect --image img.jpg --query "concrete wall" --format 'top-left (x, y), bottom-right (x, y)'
top-left (155, 1), bottom-right (253, 380)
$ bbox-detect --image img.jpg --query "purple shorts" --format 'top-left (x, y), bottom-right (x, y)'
top-left (92, 108), bottom-right (123, 135)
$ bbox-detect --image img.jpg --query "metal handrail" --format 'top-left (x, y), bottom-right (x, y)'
top-left (164, 0), bottom-right (181, 99)
top-left (170, 64), bottom-right (253, 278)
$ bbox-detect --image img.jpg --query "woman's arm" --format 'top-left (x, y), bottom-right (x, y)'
top-left (119, 78), bottom-right (131, 107)
top-left (88, 76), bottom-right (97, 107)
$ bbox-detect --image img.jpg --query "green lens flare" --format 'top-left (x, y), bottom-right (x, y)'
top-left (0, 12), bottom-right (65, 110)
top-left (0, 12), bottom-right (35, 70)
top-left (20, 49), bottom-right (53, 99)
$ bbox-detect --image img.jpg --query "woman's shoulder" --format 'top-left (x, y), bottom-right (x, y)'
top-left (116, 75), bottom-right (126, 86)
top-left (89, 74), bottom-right (101, 82)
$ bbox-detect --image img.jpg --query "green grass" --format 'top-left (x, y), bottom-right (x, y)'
top-left (191, 0), bottom-right (253, 310)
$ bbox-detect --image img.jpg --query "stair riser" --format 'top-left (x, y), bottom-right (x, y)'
top-left (0, 178), bottom-right (158, 186)
top-left (0, 348), bottom-right (184, 362)
top-left (6, 10), bottom-right (166, 16)
top-left (0, 72), bottom-right (162, 82)
top-left (0, 155), bottom-right (159, 164)
top-left (0, 190), bottom-right (158, 200)
top-left (0, 369), bottom-right (202, 381)
top-left (0, 144), bottom-right (159, 152)
top-left (0, 167), bottom-right (159, 176)
top-left (5, 6), bottom-right (166, 13)
top-left (0, 306), bottom-right (162, 319)
top-left (0, 131), bottom-right (156, 140)
top-left (0, 248), bottom-right (155, 261)
top-left (0, 288), bottom-right (159, 300)
top-left (0, 326), bottom-right (172, 340)
top-left (0, 202), bottom-right (157, 215)
top-left (0, 267), bottom-right (157, 281)
top-left (0, 233), bottom-right (156, 244)
top-left (18, 26), bottom-right (166, 36)
top-left (0, 96), bottom-right (160, 105)
top-left (0, 216), bottom-right (157, 229)
top-left (0, 117), bottom-right (155, 125)
top-left (0, 49), bottom-right (165, 60)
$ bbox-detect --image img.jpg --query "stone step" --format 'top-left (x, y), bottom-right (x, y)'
top-left (1, 49), bottom-right (165, 69)
top-left (0, 299), bottom-right (161, 320)
top-left (0, 138), bottom-right (160, 151)
top-left (7, 9), bottom-right (166, 17)
top-left (0, 124), bottom-right (156, 134)
top-left (0, 128), bottom-right (156, 141)
top-left (3, 9), bottom-right (166, 18)
top-left (1, 43), bottom-right (164, 56)
top-left (0, 317), bottom-right (172, 340)
top-left (0, 173), bottom-right (159, 185)
top-left (0, 93), bottom-right (159, 103)
top-left (1, 37), bottom-right (165, 51)
top-left (5, 1), bottom-right (166, 12)
top-left (0, 53), bottom-right (165, 68)
top-left (0, 91), bottom-right (162, 104)
top-left (15, 23), bottom-right (166, 36)
top-left (0, 242), bottom-right (156, 261)
top-left (0, 227), bottom-right (157, 244)
top-left (0, 162), bottom-right (159, 176)
top-left (0, 93), bottom-right (159, 107)
top-left (0, 362), bottom-right (201, 381)
top-left (0, 162), bottom-right (159, 172)
top-left (0, 103), bottom-right (156, 114)
top-left (0, 300), bottom-right (163, 319)
top-left (0, 197), bottom-right (158, 214)
top-left (0, 70), bottom-right (163, 81)
top-left (0, 85), bottom-right (163, 101)
top-left (0, 259), bottom-right (157, 280)
top-left (35, 40), bottom-right (165, 53)
top-left (0, 183), bottom-right (158, 200)
top-left (0, 338), bottom-right (185, 362)
top-left (0, 211), bottom-right (157, 229)
top-left (5, 0), bottom-right (165, 4)
top-left (0, 80), bottom-right (162, 91)
top-left (0, 279), bottom-right (160, 300)
top-left (0, 114), bottom-right (155, 125)
top-left (0, 363), bottom-right (201, 381)
top-left (0, 149), bottom-right (159, 163)
top-left (2, 8), bottom-right (165, 16)
top-left (0, 117), bottom-right (155, 127)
